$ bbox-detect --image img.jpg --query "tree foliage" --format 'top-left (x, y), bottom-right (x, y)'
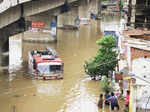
top-left (84, 35), bottom-right (118, 78)
top-left (100, 76), bottom-right (114, 92)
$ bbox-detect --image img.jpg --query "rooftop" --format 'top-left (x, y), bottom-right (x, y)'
top-left (123, 29), bottom-right (150, 36)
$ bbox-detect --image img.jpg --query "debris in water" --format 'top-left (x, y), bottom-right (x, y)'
top-left (12, 105), bottom-right (16, 112)
top-left (13, 95), bottom-right (20, 98)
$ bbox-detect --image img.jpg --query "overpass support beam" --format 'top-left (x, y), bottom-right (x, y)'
top-left (0, 33), bottom-right (9, 72)
top-left (57, 7), bottom-right (78, 27)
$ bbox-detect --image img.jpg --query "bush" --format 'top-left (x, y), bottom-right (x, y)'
top-left (100, 76), bottom-right (114, 92)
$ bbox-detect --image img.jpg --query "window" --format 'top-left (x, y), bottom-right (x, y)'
top-left (50, 65), bottom-right (62, 73)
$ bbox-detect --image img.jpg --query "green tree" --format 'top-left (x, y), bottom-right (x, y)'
top-left (100, 76), bottom-right (114, 92)
top-left (84, 35), bottom-right (118, 79)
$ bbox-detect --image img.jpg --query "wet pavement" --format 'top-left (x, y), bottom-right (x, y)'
top-left (0, 1), bottom-right (123, 112)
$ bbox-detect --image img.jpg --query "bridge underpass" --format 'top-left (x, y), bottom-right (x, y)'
top-left (0, 0), bottom-right (100, 72)
top-left (0, 0), bottom-right (79, 71)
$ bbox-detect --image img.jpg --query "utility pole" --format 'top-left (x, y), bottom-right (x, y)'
top-left (97, 0), bottom-right (101, 17)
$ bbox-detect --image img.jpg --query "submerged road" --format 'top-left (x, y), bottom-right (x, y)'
top-left (0, 1), bottom-right (121, 112)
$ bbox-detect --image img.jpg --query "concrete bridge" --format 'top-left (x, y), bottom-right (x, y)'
top-left (0, 0), bottom-right (79, 70)
top-left (0, 0), bottom-right (79, 42)
top-left (0, 0), bottom-right (79, 29)
top-left (0, 0), bottom-right (101, 71)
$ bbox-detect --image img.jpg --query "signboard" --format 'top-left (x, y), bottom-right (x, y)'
top-left (50, 21), bottom-right (56, 36)
top-left (32, 21), bottom-right (45, 28)
top-left (50, 21), bottom-right (56, 28)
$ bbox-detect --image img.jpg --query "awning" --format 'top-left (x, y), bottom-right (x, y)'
top-left (120, 68), bottom-right (129, 75)
top-left (124, 76), bottom-right (131, 80)
top-left (119, 68), bottom-right (133, 80)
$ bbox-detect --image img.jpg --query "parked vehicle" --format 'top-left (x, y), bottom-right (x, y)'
top-left (28, 48), bottom-right (63, 80)
top-left (79, 18), bottom-right (90, 25)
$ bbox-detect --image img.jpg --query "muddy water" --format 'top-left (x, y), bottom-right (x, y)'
top-left (0, 21), bottom-right (121, 112)
top-left (0, 22), bottom-right (103, 112)
top-left (0, 3), bottom-right (122, 112)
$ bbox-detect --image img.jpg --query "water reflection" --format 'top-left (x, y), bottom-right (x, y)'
top-left (35, 81), bottom-right (63, 96)
top-left (59, 78), bottom-right (99, 112)
top-left (101, 12), bottom-right (121, 32)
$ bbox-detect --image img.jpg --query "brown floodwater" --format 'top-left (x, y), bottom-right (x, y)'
top-left (0, 1), bottom-right (122, 112)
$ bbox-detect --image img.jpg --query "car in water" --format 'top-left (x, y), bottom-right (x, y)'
top-left (28, 48), bottom-right (63, 80)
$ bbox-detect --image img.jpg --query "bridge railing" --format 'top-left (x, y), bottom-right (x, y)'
top-left (0, 0), bottom-right (31, 13)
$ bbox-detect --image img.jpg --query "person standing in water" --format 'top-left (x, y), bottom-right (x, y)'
top-left (107, 92), bottom-right (120, 111)
top-left (98, 94), bottom-right (103, 109)
top-left (125, 90), bottom-right (130, 108)
top-left (104, 91), bottom-right (111, 106)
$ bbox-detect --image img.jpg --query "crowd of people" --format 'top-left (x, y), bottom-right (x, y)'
top-left (98, 90), bottom-right (130, 111)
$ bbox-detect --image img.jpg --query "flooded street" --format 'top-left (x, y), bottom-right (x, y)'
top-left (0, 23), bottom-right (102, 112)
top-left (0, 2), bottom-right (122, 112)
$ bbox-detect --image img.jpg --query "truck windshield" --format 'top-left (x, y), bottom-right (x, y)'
top-left (50, 65), bottom-right (62, 73)
top-left (37, 63), bottom-right (62, 75)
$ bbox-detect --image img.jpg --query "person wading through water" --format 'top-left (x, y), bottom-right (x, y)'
top-left (107, 92), bottom-right (120, 111)
top-left (98, 94), bottom-right (103, 109)
top-left (104, 91), bottom-right (111, 106)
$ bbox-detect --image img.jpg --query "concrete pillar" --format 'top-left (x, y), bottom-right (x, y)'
top-left (87, 0), bottom-right (91, 4)
top-left (130, 0), bottom-right (136, 28)
top-left (9, 34), bottom-right (22, 73)
top-left (78, 0), bottom-right (90, 18)
top-left (78, 0), bottom-right (100, 18)
top-left (0, 47), bottom-right (2, 68)
top-left (57, 7), bottom-right (78, 27)
top-left (95, 0), bottom-right (99, 15)
top-left (97, 0), bottom-right (101, 17)
top-left (89, 0), bottom-right (99, 14)
top-left (0, 38), bottom-right (9, 72)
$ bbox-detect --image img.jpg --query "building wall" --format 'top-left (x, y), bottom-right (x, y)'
top-left (130, 47), bottom-right (150, 112)
top-left (127, 0), bottom-right (150, 29)
top-left (131, 47), bottom-right (150, 61)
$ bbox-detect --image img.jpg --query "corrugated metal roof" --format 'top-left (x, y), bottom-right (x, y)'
top-left (123, 29), bottom-right (150, 36)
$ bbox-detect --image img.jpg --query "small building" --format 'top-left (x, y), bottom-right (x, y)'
top-left (125, 0), bottom-right (150, 29)
top-left (119, 29), bottom-right (150, 112)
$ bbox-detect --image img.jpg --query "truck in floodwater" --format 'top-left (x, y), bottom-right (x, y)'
top-left (28, 48), bottom-right (64, 80)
